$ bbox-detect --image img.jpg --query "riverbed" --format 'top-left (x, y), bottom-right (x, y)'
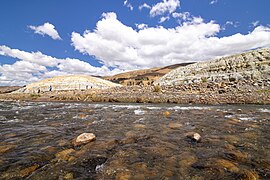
top-left (0, 102), bottom-right (269, 179)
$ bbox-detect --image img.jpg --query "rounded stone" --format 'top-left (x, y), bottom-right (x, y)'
top-left (163, 111), bottom-right (171, 117)
top-left (74, 133), bottom-right (96, 146)
top-left (186, 132), bottom-right (202, 142)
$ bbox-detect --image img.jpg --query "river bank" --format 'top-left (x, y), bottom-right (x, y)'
top-left (0, 82), bottom-right (269, 105)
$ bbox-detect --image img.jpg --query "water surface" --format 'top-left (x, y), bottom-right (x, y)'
top-left (0, 102), bottom-right (269, 179)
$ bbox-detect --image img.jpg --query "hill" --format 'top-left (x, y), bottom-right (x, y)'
top-left (155, 48), bottom-right (270, 87)
top-left (104, 63), bottom-right (193, 86)
top-left (15, 75), bottom-right (121, 94)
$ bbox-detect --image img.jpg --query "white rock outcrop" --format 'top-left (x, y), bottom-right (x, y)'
top-left (74, 133), bottom-right (96, 146)
top-left (15, 75), bottom-right (121, 93)
top-left (155, 48), bottom-right (270, 86)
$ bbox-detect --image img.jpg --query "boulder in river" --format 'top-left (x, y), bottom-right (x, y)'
top-left (186, 132), bottom-right (202, 142)
top-left (74, 133), bottom-right (96, 146)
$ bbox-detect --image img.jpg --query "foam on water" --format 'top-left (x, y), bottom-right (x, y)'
top-left (133, 117), bottom-right (146, 123)
top-left (111, 104), bottom-right (143, 110)
top-left (167, 106), bottom-right (211, 111)
top-left (238, 117), bottom-right (255, 121)
top-left (259, 108), bottom-right (270, 113)
top-left (5, 118), bottom-right (23, 123)
top-left (134, 109), bottom-right (145, 115)
top-left (146, 107), bottom-right (162, 110)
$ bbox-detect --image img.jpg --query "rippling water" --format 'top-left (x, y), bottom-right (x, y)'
top-left (0, 101), bottom-right (269, 179)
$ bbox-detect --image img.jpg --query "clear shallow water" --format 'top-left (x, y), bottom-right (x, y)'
top-left (0, 102), bottom-right (269, 179)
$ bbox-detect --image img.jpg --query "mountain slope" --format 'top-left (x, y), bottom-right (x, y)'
top-left (104, 63), bottom-right (193, 86)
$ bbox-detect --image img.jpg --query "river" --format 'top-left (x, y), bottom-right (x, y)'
top-left (0, 102), bottom-right (269, 179)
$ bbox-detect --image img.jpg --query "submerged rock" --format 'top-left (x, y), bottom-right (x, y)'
top-left (224, 150), bottom-right (249, 162)
top-left (168, 122), bottom-right (183, 129)
top-left (74, 133), bottom-right (96, 146)
top-left (64, 173), bottom-right (74, 180)
top-left (134, 124), bottom-right (146, 129)
top-left (163, 111), bottom-right (171, 117)
top-left (215, 159), bottom-right (239, 173)
top-left (237, 169), bottom-right (259, 180)
top-left (0, 145), bottom-right (16, 154)
top-left (19, 164), bottom-right (40, 178)
top-left (78, 113), bottom-right (87, 119)
top-left (116, 172), bottom-right (131, 180)
top-left (55, 149), bottom-right (75, 161)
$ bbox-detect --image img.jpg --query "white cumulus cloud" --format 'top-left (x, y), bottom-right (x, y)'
top-left (210, 0), bottom-right (218, 5)
top-left (150, 0), bottom-right (180, 17)
top-left (136, 23), bottom-right (148, 30)
top-left (0, 45), bottom-right (124, 85)
top-left (172, 12), bottom-right (204, 25)
top-left (139, 3), bottom-right (151, 10)
top-left (221, 21), bottom-right (239, 30)
top-left (124, 0), bottom-right (133, 11)
top-left (251, 21), bottom-right (260, 27)
top-left (71, 12), bottom-right (270, 71)
top-left (28, 22), bottom-right (62, 40)
top-left (159, 16), bottom-right (170, 23)
top-left (0, 45), bottom-right (59, 67)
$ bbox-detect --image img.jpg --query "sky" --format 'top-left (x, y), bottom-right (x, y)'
top-left (0, 0), bottom-right (270, 86)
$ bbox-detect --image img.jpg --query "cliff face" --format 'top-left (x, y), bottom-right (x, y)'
top-left (15, 75), bottom-right (121, 93)
top-left (155, 48), bottom-right (270, 86)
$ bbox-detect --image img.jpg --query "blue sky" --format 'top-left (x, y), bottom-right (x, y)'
top-left (0, 0), bottom-right (270, 85)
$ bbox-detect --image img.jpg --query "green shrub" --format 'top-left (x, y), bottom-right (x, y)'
top-left (201, 77), bottom-right (208, 83)
top-left (30, 94), bottom-right (40, 98)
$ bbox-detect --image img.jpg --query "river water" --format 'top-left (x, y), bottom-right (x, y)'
top-left (0, 101), bottom-right (269, 179)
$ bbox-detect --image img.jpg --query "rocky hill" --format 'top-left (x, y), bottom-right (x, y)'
top-left (155, 48), bottom-right (270, 87)
top-left (15, 75), bottom-right (121, 94)
top-left (104, 63), bottom-right (193, 86)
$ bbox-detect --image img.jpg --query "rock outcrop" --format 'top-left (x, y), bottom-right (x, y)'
top-left (155, 48), bottom-right (270, 86)
top-left (15, 75), bottom-right (121, 93)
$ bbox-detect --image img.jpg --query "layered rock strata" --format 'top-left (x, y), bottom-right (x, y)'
top-left (155, 48), bottom-right (270, 86)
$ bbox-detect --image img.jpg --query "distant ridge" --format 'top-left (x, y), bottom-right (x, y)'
top-left (104, 63), bottom-right (194, 86)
